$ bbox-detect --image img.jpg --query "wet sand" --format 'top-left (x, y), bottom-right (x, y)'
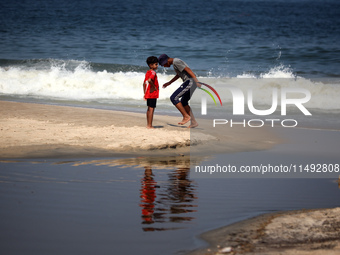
top-left (189, 207), bottom-right (340, 255)
top-left (0, 101), bottom-right (279, 159)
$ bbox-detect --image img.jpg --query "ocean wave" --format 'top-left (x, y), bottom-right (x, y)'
top-left (193, 76), bottom-right (340, 112)
top-left (1, 59), bottom-right (339, 111)
top-left (236, 65), bottom-right (296, 79)
top-left (0, 59), bottom-right (175, 102)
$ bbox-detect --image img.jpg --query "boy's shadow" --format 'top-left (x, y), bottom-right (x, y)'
top-left (167, 124), bottom-right (187, 129)
top-left (153, 126), bottom-right (164, 129)
top-left (167, 124), bottom-right (203, 130)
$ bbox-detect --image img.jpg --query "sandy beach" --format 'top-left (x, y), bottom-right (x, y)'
top-left (0, 100), bottom-right (279, 159)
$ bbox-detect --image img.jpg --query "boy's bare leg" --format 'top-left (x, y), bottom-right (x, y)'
top-left (146, 107), bottom-right (155, 128)
top-left (175, 102), bottom-right (191, 125)
top-left (184, 105), bottom-right (198, 128)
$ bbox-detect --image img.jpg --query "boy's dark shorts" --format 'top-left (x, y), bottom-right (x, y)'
top-left (147, 98), bottom-right (157, 108)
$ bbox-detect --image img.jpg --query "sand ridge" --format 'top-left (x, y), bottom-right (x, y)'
top-left (0, 101), bottom-right (279, 158)
top-left (189, 208), bottom-right (340, 255)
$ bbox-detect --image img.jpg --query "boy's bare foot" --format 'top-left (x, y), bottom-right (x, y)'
top-left (178, 116), bottom-right (191, 125)
top-left (146, 126), bottom-right (154, 129)
top-left (188, 121), bottom-right (198, 128)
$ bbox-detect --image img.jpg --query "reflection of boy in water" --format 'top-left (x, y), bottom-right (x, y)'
top-left (167, 167), bottom-right (197, 221)
top-left (139, 166), bottom-right (198, 231)
top-left (140, 167), bottom-right (157, 224)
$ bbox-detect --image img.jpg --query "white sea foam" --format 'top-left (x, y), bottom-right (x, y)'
top-left (197, 65), bottom-right (340, 111)
top-left (1, 61), bottom-right (339, 111)
top-left (0, 62), bottom-right (175, 102)
top-left (236, 65), bottom-right (295, 79)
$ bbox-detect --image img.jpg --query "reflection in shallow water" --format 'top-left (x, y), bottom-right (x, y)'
top-left (56, 155), bottom-right (201, 231)
top-left (140, 167), bottom-right (158, 226)
top-left (0, 156), bottom-right (203, 233)
top-left (1, 157), bottom-right (340, 255)
top-left (52, 155), bottom-right (208, 169)
top-left (140, 166), bottom-right (198, 232)
top-left (0, 156), bottom-right (206, 233)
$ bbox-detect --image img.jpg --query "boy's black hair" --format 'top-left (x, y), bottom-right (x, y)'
top-left (146, 56), bottom-right (158, 67)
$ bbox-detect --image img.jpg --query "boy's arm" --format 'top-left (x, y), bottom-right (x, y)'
top-left (163, 74), bottom-right (180, 88)
top-left (148, 78), bottom-right (157, 92)
top-left (184, 67), bottom-right (201, 87)
top-left (143, 82), bottom-right (147, 99)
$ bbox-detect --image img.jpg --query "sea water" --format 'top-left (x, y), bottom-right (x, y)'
top-left (0, 159), bottom-right (339, 255)
top-left (1, 1), bottom-right (340, 254)
top-left (1, 0), bottom-right (340, 123)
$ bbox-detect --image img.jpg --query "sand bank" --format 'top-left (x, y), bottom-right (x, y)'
top-left (189, 207), bottom-right (340, 255)
top-left (0, 101), bottom-right (280, 159)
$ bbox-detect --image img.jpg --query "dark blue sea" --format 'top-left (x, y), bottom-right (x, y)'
top-left (1, 0), bottom-right (339, 75)
top-left (1, 1), bottom-right (340, 255)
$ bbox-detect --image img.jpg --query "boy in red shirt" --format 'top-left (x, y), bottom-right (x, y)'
top-left (143, 56), bottom-right (159, 128)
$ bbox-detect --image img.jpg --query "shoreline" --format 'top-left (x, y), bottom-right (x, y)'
top-left (0, 100), bottom-right (280, 159)
top-left (189, 207), bottom-right (340, 255)
top-left (1, 101), bottom-right (340, 255)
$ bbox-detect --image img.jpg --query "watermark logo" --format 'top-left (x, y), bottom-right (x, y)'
top-left (198, 82), bottom-right (223, 114)
top-left (199, 85), bottom-right (312, 128)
